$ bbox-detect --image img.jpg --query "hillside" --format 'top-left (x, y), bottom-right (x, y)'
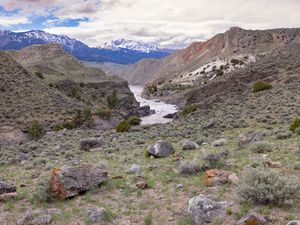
top-left (139, 27), bottom-right (300, 100)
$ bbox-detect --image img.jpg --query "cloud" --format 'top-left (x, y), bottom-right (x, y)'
top-left (1, 0), bottom-right (300, 48)
top-left (0, 16), bottom-right (29, 26)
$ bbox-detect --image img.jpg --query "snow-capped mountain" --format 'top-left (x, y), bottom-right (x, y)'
top-left (100, 39), bottom-right (159, 53)
top-left (0, 30), bottom-right (171, 64)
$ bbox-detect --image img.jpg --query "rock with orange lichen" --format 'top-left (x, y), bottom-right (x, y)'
top-left (204, 169), bottom-right (239, 187)
top-left (50, 164), bottom-right (108, 200)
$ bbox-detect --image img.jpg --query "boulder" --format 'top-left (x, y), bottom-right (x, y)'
top-left (204, 169), bottom-right (239, 187)
top-left (138, 105), bottom-right (155, 117)
top-left (163, 113), bottom-right (176, 119)
top-left (236, 212), bottom-right (267, 225)
top-left (126, 164), bottom-right (142, 174)
top-left (86, 207), bottom-right (107, 224)
top-left (287, 221), bottom-right (300, 225)
top-left (188, 195), bottom-right (229, 225)
top-left (50, 164), bottom-right (108, 199)
top-left (182, 141), bottom-right (199, 150)
top-left (148, 141), bottom-right (174, 158)
top-left (0, 125), bottom-right (28, 145)
top-left (80, 138), bottom-right (104, 151)
top-left (212, 138), bottom-right (227, 147)
top-left (0, 179), bottom-right (16, 195)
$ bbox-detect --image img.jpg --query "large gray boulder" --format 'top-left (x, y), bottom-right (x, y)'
top-left (188, 195), bottom-right (228, 225)
top-left (0, 179), bottom-right (16, 195)
top-left (148, 141), bottom-right (174, 158)
top-left (50, 164), bottom-right (108, 199)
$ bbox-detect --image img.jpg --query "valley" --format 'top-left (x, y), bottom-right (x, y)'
top-left (0, 24), bottom-right (299, 225)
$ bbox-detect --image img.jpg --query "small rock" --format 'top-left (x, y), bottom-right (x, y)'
top-left (50, 164), bottom-right (108, 199)
top-left (182, 141), bottom-right (199, 150)
top-left (287, 221), bottom-right (300, 225)
top-left (148, 141), bottom-right (174, 158)
top-left (236, 212), bottom-right (267, 225)
top-left (16, 209), bottom-right (61, 225)
top-left (126, 164), bottom-right (142, 174)
top-left (0, 179), bottom-right (16, 195)
top-left (203, 119), bottom-right (215, 129)
top-left (188, 194), bottom-right (229, 225)
top-left (264, 160), bottom-right (282, 168)
top-left (204, 169), bottom-right (238, 187)
top-left (86, 207), bottom-right (106, 224)
top-left (176, 184), bottom-right (184, 189)
top-left (212, 138), bottom-right (227, 147)
top-left (136, 181), bottom-right (148, 189)
top-left (80, 138), bottom-right (104, 151)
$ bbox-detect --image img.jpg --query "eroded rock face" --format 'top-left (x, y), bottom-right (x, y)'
top-left (204, 169), bottom-right (239, 187)
top-left (50, 164), bottom-right (108, 200)
top-left (148, 141), bottom-right (174, 158)
top-left (188, 195), bottom-right (229, 225)
top-left (236, 212), bottom-right (267, 225)
top-left (0, 179), bottom-right (16, 195)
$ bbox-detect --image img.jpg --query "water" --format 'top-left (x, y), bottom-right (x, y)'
top-left (129, 85), bottom-right (178, 125)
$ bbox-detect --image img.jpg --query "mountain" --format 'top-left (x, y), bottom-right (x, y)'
top-left (139, 27), bottom-right (300, 102)
top-left (0, 30), bottom-right (171, 64)
top-left (100, 38), bottom-right (159, 53)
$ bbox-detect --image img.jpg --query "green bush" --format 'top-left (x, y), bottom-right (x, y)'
top-left (107, 90), bottom-right (119, 108)
top-left (147, 85), bottom-right (157, 94)
top-left (116, 120), bottom-right (130, 133)
top-left (249, 141), bottom-right (273, 153)
top-left (83, 108), bottom-right (92, 124)
top-left (216, 68), bottom-right (224, 76)
top-left (290, 117), bottom-right (300, 132)
top-left (181, 104), bottom-right (197, 116)
top-left (51, 124), bottom-right (64, 131)
top-left (97, 108), bottom-right (112, 120)
top-left (144, 213), bottom-right (152, 225)
top-left (238, 167), bottom-right (300, 205)
top-left (34, 71), bottom-right (44, 79)
top-left (28, 121), bottom-right (44, 140)
top-left (30, 179), bottom-right (51, 205)
top-left (252, 81), bottom-right (272, 92)
top-left (127, 116), bottom-right (141, 126)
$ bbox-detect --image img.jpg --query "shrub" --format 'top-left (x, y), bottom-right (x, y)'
top-left (290, 118), bottom-right (300, 132)
top-left (202, 150), bottom-right (227, 169)
top-left (179, 159), bottom-right (202, 175)
top-left (216, 68), bottom-right (224, 76)
top-left (252, 81), bottom-right (272, 92)
top-left (238, 167), bottom-right (300, 205)
top-left (147, 85), bottom-right (157, 94)
top-left (181, 104), bottom-right (197, 116)
top-left (231, 59), bottom-right (245, 66)
top-left (51, 124), bottom-right (64, 131)
top-left (116, 120), bottom-right (130, 133)
top-left (249, 141), bottom-right (273, 153)
top-left (144, 213), bottom-right (152, 225)
top-left (127, 116), bottom-right (141, 126)
top-left (97, 108), bottom-right (112, 120)
top-left (30, 179), bottom-right (51, 205)
top-left (28, 121), bottom-right (44, 140)
top-left (177, 216), bottom-right (193, 225)
top-left (34, 71), bottom-right (44, 79)
top-left (83, 108), bottom-right (92, 123)
top-left (107, 90), bottom-right (119, 108)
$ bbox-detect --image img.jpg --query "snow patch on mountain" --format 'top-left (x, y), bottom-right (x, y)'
top-left (100, 39), bottom-right (159, 53)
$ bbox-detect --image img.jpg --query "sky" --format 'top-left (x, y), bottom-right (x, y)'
top-left (0, 0), bottom-right (299, 49)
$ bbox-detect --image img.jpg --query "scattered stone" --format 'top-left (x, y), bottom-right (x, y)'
top-left (80, 138), bottom-right (104, 151)
top-left (86, 207), bottom-right (106, 224)
top-left (136, 181), bottom-right (148, 189)
top-left (176, 184), bottom-right (184, 189)
top-left (203, 119), bottom-right (215, 129)
top-left (212, 138), bottom-right (227, 147)
top-left (138, 105), bottom-right (155, 117)
top-left (16, 209), bottom-right (61, 225)
top-left (236, 212), bottom-right (267, 225)
top-left (50, 164), bottom-right (108, 199)
top-left (204, 169), bottom-right (239, 187)
top-left (148, 141), bottom-right (174, 158)
top-left (126, 164), bottom-right (142, 174)
top-left (163, 113), bottom-right (176, 119)
top-left (182, 141), bottom-right (199, 150)
top-left (264, 160), bottom-right (282, 168)
top-left (0, 179), bottom-right (16, 195)
top-left (188, 194), bottom-right (229, 225)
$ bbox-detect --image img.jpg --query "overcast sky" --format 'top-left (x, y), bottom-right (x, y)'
top-left (0, 0), bottom-right (299, 49)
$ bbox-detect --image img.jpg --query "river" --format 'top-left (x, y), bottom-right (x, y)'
top-left (129, 86), bottom-right (178, 125)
